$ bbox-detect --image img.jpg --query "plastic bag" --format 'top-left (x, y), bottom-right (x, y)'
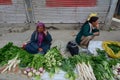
top-left (67, 41), bottom-right (79, 56)
top-left (88, 41), bottom-right (103, 55)
top-left (102, 41), bottom-right (120, 58)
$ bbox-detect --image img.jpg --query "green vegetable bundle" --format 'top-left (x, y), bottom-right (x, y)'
top-left (43, 47), bottom-right (63, 77)
top-left (0, 42), bottom-right (34, 67)
top-left (28, 54), bottom-right (45, 70)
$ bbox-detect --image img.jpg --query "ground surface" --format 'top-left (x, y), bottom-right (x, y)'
top-left (0, 18), bottom-right (120, 80)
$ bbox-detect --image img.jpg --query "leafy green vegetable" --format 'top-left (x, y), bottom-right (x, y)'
top-left (108, 44), bottom-right (120, 54)
top-left (43, 46), bottom-right (63, 78)
top-left (28, 54), bottom-right (45, 70)
top-left (0, 42), bottom-right (34, 67)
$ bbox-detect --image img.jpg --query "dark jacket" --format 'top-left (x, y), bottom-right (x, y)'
top-left (25, 31), bottom-right (52, 54)
top-left (75, 22), bottom-right (99, 44)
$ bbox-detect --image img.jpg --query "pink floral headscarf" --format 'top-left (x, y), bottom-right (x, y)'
top-left (36, 22), bottom-right (45, 46)
top-left (36, 22), bottom-right (45, 31)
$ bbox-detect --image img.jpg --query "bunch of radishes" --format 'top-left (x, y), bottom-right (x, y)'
top-left (112, 63), bottom-right (120, 79)
top-left (23, 67), bottom-right (44, 77)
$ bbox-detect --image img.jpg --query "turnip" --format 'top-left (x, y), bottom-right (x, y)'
top-left (118, 68), bottom-right (120, 72)
top-left (28, 72), bottom-right (33, 77)
top-left (40, 73), bottom-right (43, 76)
top-left (35, 71), bottom-right (40, 76)
top-left (33, 69), bottom-right (37, 73)
top-left (117, 75), bottom-right (120, 79)
top-left (26, 68), bottom-right (31, 72)
top-left (115, 63), bottom-right (120, 69)
top-left (39, 67), bottom-right (44, 73)
top-left (113, 70), bottom-right (118, 75)
top-left (30, 68), bottom-right (34, 71)
top-left (23, 70), bottom-right (27, 75)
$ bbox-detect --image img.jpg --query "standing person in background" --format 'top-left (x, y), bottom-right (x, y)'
top-left (25, 22), bottom-right (52, 54)
top-left (75, 16), bottom-right (100, 48)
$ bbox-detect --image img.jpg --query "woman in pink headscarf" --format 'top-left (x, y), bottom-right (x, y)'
top-left (25, 22), bottom-right (52, 54)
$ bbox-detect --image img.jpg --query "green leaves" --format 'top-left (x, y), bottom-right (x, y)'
top-left (108, 44), bottom-right (120, 54)
top-left (0, 42), bottom-right (34, 67)
top-left (44, 47), bottom-right (63, 72)
top-left (28, 54), bottom-right (45, 70)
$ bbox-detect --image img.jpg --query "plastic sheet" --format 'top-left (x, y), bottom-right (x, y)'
top-left (88, 41), bottom-right (103, 55)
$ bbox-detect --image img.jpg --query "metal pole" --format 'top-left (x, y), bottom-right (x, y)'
top-left (24, 0), bottom-right (34, 23)
top-left (104, 0), bottom-right (118, 30)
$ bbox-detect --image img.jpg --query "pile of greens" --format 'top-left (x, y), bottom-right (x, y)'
top-left (91, 49), bottom-right (120, 80)
top-left (43, 47), bottom-right (63, 77)
top-left (28, 54), bottom-right (45, 70)
top-left (1, 42), bottom-right (120, 80)
top-left (0, 42), bottom-right (34, 67)
top-left (108, 44), bottom-right (120, 54)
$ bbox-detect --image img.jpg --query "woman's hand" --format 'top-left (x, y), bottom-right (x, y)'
top-left (44, 30), bottom-right (48, 35)
top-left (96, 23), bottom-right (99, 29)
top-left (38, 48), bottom-right (43, 51)
top-left (93, 32), bottom-right (100, 36)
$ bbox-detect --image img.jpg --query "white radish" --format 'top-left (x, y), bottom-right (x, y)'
top-left (8, 60), bottom-right (16, 71)
top-left (76, 64), bottom-right (83, 80)
top-left (1, 55), bottom-right (19, 73)
top-left (83, 62), bottom-right (92, 80)
top-left (1, 66), bottom-right (9, 73)
top-left (13, 60), bottom-right (20, 68)
top-left (82, 62), bottom-right (90, 80)
top-left (87, 62), bottom-right (96, 80)
top-left (8, 60), bottom-right (13, 65)
top-left (79, 63), bottom-right (87, 80)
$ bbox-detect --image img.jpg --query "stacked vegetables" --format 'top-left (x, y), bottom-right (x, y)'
top-left (44, 47), bottom-right (63, 77)
top-left (23, 67), bottom-right (44, 78)
top-left (102, 41), bottom-right (120, 58)
top-left (112, 63), bottom-right (120, 79)
top-left (0, 42), bottom-right (34, 67)
top-left (23, 54), bottom-right (45, 78)
top-left (91, 49), bottom-right (115, 80)
top-left (1, 55), bottom-right (20, 73)
top-left (1, 42), bottom-right (120, 80)
top-left (0, 42), bottom-right (18, 66)
top-left (61, 58), bottom-right (77, 80)
top-left (76, 62), bottom-right (96, 80)
top-left (61, 53), bottom-right (94, 80)
top-left (28, 54), bottom-right (45, 70)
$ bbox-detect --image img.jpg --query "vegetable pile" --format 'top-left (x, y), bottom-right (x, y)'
top-left (0, 42), bottom-right (120, 80)
top-left (102, 41), bottom-right (120, 58)
top-left (44, 47), bottom-right (63, 77)
top-left (0, 42), bottom-right (34, 67)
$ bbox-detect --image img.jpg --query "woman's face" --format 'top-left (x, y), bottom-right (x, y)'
top-left (37, 26), bottom-right (44, 32)
top-left (92, 20), bottom-right (99, 27)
